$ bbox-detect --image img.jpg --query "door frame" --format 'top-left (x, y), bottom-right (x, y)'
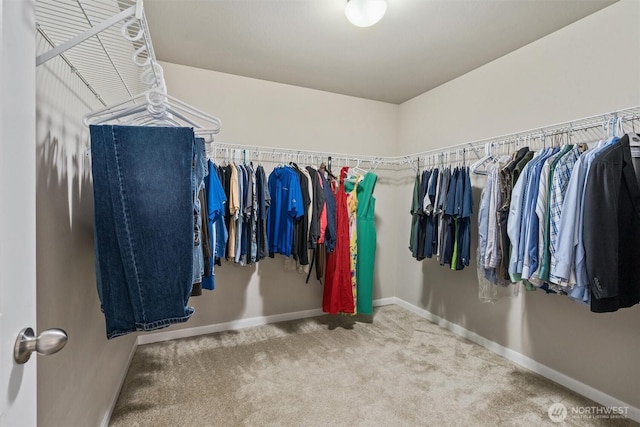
top-left (0, 0), bottom-right (38, 426)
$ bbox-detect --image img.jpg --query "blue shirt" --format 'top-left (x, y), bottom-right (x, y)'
top-left (550, 152), bottom-right (587, 286)
top-left (444, 167), bottom-right (459, 216)
top-left (203, 160), bottom-right (228, 291)
top-left (520, 147), bottom-right (560, 279)
top-left (209, 162), bottom-right (228, 258)
top-left (508, 149), bottom-right (546, 281)
top-left (547, 145), bottom-right (581, 282)
top-left (460, 166), bottom-right (473, 266)
top-left (267, 166), bottom-right (304, 256)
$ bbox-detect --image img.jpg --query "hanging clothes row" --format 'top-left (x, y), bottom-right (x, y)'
top-left (208, 158), bottom-right (379, 316)
top-left (323, 166), bottom-right (378, 315)
top-left (408, 163), bottom-right (473, 271)
top-left (263, 162), bottom-right (379, 315)
top-left (267, 162), bottom-right (309, 263)
top-left (215, 161), bottom-right (270, 265)
top-left (191, 160), bottom-right (269, 295)
top-left (477, 130), bottom-right (640, 313)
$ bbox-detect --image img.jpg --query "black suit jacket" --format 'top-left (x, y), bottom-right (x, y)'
top-left (584, 133), bottom-right (640, 312)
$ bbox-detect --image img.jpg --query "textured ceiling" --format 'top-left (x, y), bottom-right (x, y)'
top-left (145, 0), bottom-right (616, 104)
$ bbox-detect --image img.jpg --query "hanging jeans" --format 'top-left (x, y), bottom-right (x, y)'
top-left (192, 137), bottom-right (207, 285)
top-left (90, 125), bottom-right (198, 339)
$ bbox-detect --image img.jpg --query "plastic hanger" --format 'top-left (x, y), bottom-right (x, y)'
top-left (346, 159), bottom-right (367, 181)
top-left (83, 87), bottom-right (221, 142)
top-left (470, 142), bottom-right (495, 175)
top-left (615, 116), bottom-right (624, 138)
top-left (370, 158), bottom-right (383, 173)
top-left (82, 62), bottom-right (221, 142)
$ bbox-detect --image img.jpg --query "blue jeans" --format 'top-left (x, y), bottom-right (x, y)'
top-left (90, 125), bottom-right (196, 339)
top-left (192, 137), bottom-right (207, 284)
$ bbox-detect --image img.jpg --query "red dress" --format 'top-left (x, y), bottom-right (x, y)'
top-left (322, 167), bottom-right (355, 314)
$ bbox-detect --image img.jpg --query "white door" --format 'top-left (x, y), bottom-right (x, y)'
top-left (0, 0), bottom-right (38, 425)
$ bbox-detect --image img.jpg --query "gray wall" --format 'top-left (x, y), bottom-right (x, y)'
top-left (396, 0), bottom-right (640, 409)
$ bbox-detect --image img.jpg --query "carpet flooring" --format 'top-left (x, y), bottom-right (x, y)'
top-left (109, 305), bottom-right (637, 426)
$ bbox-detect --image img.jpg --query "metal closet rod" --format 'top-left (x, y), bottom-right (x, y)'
top-left (213, 105), bottom-right (640, 169)
top-left (401, 105), bottom-right (640, 162)
top-left (211, 143), bottom-right (393, 167)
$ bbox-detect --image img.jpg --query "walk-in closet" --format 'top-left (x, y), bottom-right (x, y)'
top-left (2, 0), bottom-right (640, 426)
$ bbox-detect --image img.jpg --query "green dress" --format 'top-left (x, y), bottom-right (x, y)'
top-left (345, 172), bottom-right (378, 315)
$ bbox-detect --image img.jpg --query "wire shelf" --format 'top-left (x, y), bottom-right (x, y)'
top-left (36, 0), bottom-right (159, 106)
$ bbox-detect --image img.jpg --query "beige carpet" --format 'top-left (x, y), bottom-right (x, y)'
top-left (109, 305), bottom-right (636, 426)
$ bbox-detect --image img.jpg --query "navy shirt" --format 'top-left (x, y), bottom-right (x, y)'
top-left (460, 166), bottom-right (473, 267)
top-left (445, 167), bottom-right (459, 216)
top-left (320, 172), bottom-right (337, 253)
top-left (442, 167), bottom-right (460, 265)
top-left (416, 169), bottom-right (431, 260)
top-left (424, 168), bottom-right (439, 259)
top-left (255, 165), bottom-right (270, 261)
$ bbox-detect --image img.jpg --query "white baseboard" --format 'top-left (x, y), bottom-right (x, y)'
top-left (101, 339), bottom-right (138, 427)
top-left (137, 297), bottom-right (397, 346)
top-left (394, 298), bottom-right (640, 423)
top-left (373, 296), bottom-right (397, 307)
top-left (137, 307), bottom-right (324, 345)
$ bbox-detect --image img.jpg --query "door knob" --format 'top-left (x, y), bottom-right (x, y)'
top-left (14, 327), bottom-right (68, 364)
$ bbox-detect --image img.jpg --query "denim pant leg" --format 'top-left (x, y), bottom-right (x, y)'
top-left (91, 125), bottom-right (137, 338)
top-left (192, 137), bottom-right (207, 284)
top-left (91, 125), bottom-right (195, 338)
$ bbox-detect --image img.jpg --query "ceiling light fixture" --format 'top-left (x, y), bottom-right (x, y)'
top-left (345, 0), bottom-right (387, 28)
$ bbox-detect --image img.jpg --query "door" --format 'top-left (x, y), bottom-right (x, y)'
top-left (0, 0), bottom-right (38, 425)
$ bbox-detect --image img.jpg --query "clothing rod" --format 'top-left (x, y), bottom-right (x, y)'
top-left (213, 105), bottom-right (639, 170)
top-left (212, 142), bottom-right (394, 165)
top-left (398, 105), bottom-right (640, 161)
